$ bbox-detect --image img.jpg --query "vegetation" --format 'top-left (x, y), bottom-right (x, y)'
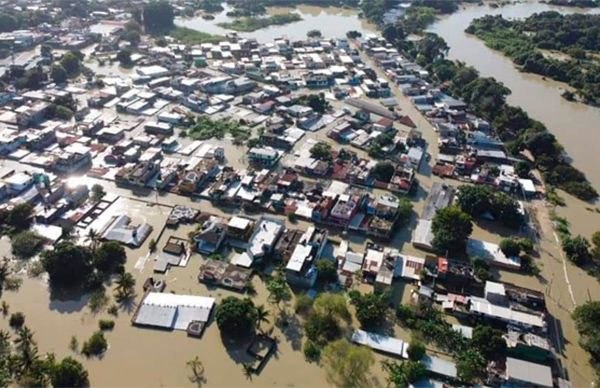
top-left (81, 331), bottom-right (108, 357)
top-left (407, 339), bottom-right (426, 361)
top-left (0, 326), bottom-right (89, 387)
top-left (218, 13), bottom-right (302, 32)
top-left (215, 296), bottom-right (258, 337)
top-left (316, 259), bottom-right (338, 283)
top-left (382, 359), bottom-right (428, 387)
top-left (348, 290), bottom-right (388, 328)
top-left (50, 357), bottom-right (89, 387)
top-left (11, 231), bottom-right (45, 259)
top-left (116, 49), bottom-right (133, 67)
top-left (310, 142), bottom-right (333, 161)
top-left (298, 93), bottom-right (330, 113)
top-left (456, 185), bottom-right (523, 228)
top-left (295, 294), bottom-right (314, 315)
top-left (431, 206), bottom-right (473, 255)
top-left (303, 339), bottom-right (321, 361)
top-left (562, 235), bottom-right (592, 265)
top-left (169, 27), bottom-right (224, 45)
top-left (321, 339), bottom-right (374, 388)
top-left (456, 349), bottom-right (486, 383)
top-left (307, 29), bottom-right (322, 38)
top-left (9, 312), bottom-right (25, 329)
top-left (266, 275), bottom-right (291, 311)
top-left (114, 272), bottom-right (136, 303)
top-left (471, 325), bottom-right (506, 361)
top-left (187, 116), bottom-right (250, 142)
top-left (467, 13), bottom-right (600, 106)
top-left (371, 162), bottom-right (396, 182)
top-left (143, 0), bottom-right (174, 33)
top-left (98, 320), bottom-right (115, 331)
top-left (41, 242), bottom-right (93, 288)
top-left (573, 301), bottom-right (600, 378)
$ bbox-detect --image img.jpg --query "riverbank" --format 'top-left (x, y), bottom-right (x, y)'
top-left (217, 13), bottom-right (302, 32)
top-left (465, 13), bottom-right (600, 106)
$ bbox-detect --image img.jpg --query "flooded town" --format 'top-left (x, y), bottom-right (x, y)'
top-left (0, 0), bottom-right (600, 387)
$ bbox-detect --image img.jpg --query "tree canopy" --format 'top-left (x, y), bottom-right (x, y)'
top-left (215, 296), bottom-right (257, 337)
top-left (41, 242), bottom-right (93, 288)
top-left (322, 339), bottom-right (374, 388)
top-left (431, 206), bottom-right (473, 255)
top-left (143, 1), bottom-right (175, 33)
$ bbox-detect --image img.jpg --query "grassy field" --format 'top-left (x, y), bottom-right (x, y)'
top-left (218, 13), bottom-right (302, 32)
top-left (169, 26), bottom-right (224, 45)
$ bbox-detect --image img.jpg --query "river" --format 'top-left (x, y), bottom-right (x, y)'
top-left (175, 3), bottom-right (377, 43)
top-left (428, 1), bottom-right (600, 214)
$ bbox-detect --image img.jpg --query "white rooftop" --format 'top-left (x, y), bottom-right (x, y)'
top-left (134, 292), bottom-right (215, 331)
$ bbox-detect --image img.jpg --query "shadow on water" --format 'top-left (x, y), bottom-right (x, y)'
top-left (48, 286), bottom-right (89, 313)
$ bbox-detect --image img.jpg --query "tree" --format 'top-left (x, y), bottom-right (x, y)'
top-left (304, 312), bottom-right (341, 345)
top-left (573, 301), bottom-right (600, 366)
top-left (215, 297), bottom-right (257, 337)
top-left (6, 203), bottom-right (33, 231)
top-left (382, 360), bottom-right (427, 387)
top-left (186, 356), bottom-right (205, 384)
top-left (114, 272), bottom-right (136, 302)
top-left (300, 93), bottom-right (330, 113)
top-left (562, 235), bottom-right (591, 265)
top-left (593, 231), bottom-right (600, 259)
top-left (303, 339), bottom-right (321, 361)
top-left (91, 183), bottom-right (105, 201)
top-left (456, 350), bottom-right (486, 384)
top-left (266, 275), bottom-right (291, 310)
top-left (81, 331), bottom-right (107, 357)
top-left (515, 161), bottom-right (531, 178)
top-left (322, 339), bottom-right (374, 388)
top-left (407, 339), bottom-right (426, 361)
top-left (143, 1), bottom-right (175, 33)
top-left (371, 162), bottom-right (395, 182)
top-left (309, 142), bottom-right (332, 161)
top-left (415, 33), bottom-right (449, 64)
top-left (471, 325), bottom-right (506, 361)
top-left (316, 259), bottom-right (338, 283)
top-left (431, 206), bottom-right (473, 254)
top-left (348, 291), bottom-right (388, 328)
top-left (94, 241), bottom-right (126, 274)
top-left (255, 304), bottom-right (270, 333)
top-left (51, 64), bottom-right (67, 84)
top-left (116, 49), bottom-right (133, 67)
top-left (307, 29), bottom-right (322, 38)
top-left (314, 293), bottom-right (349, 320)
top-left (499, 238), bottom-right (521, 257)
top-left (9, 312), bottom-right (25, 329)
top-left (11, 231), bottom-right (45, 259)
top-left (41, 242), bottom-right (93, 288)
top-left (50, 357), bottom-right (89, 387)
top-left (60, 52), bottom-right (81, 76)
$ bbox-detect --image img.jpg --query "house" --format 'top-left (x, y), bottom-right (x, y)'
top-left (198, 259), bottom-right (252, 291)
top-left (467, 238), bottom-right (521, 271)
top-left (132, 292), bottom-right (215, 336)
top-left (145, 121), bottom-right (173, 136)
top-left (504, 357), bottom-right (553, 388)
top-left (115, 161), bottom-right (160, 187)
top-left (227, 216), bottom-right (254, 245)
top-left (99, 214), bottom-right (153, 247)
top-left (4, 172), bottom-right (34, 195)
top-left (231, 217), bottom-right (284, 268)
top-left (193, 216), bottom-right (227, 254)
top-left (285, 227), bottom-right (328, 288)
top-left (248, 147), bottom-right (280, 167)
top-left (412, 183), bottom-right (455, 251)
top-left (53, 144), bottom-right (92, 174)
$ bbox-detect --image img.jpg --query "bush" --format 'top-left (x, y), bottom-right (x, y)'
top-left (348, 291), bottom-right (388, 328)
top-left (81, 331), bottom-right (108, 356)
top-left (304, 313), bottom-right (341, 345)
top-left (295, 294), bottom-right (313, 315)
top-left (499, 238), bottom-right (521, 257)
top-left (407, 340), bottom-right (426, 361)
top-left (303, 339), bottom-right (321, 361)
top-left (11, 231), bottom-right (45, 259)
top-left (99, 319), bottom-right (115, 331)
top-left (50, 357), bottom-right (89, 387)
top-left (9, 312), bottom-right (25, 328)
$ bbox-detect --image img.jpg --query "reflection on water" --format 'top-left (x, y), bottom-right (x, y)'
top-left (428, 1), bottom-right (600, 196)
top-left (176, 3), bottom-right (377, 43)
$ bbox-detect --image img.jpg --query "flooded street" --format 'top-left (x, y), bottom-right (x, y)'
top-left (176, 4), bottom-right (377, 43)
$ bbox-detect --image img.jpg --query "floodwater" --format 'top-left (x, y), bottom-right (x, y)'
top-left (428, 1), bottom-right (600, 215)
top-left (175, 3), bottom-right (377, 43)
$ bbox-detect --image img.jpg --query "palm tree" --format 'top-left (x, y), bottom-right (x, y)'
top-left (114, 272), bottom-right (136, 303)
top-left (1, 301), bottom-right (8, 317)
top-left (255, 305), bottom-right (270, 334)
top-left (0, 259), bottom-right (9, 297)
top-left (14, 326), bottom-right (39, 376)
top-left (241, 364), bottom-right (253, 381)
top-left (186, 356), bottom-right (205, 385)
